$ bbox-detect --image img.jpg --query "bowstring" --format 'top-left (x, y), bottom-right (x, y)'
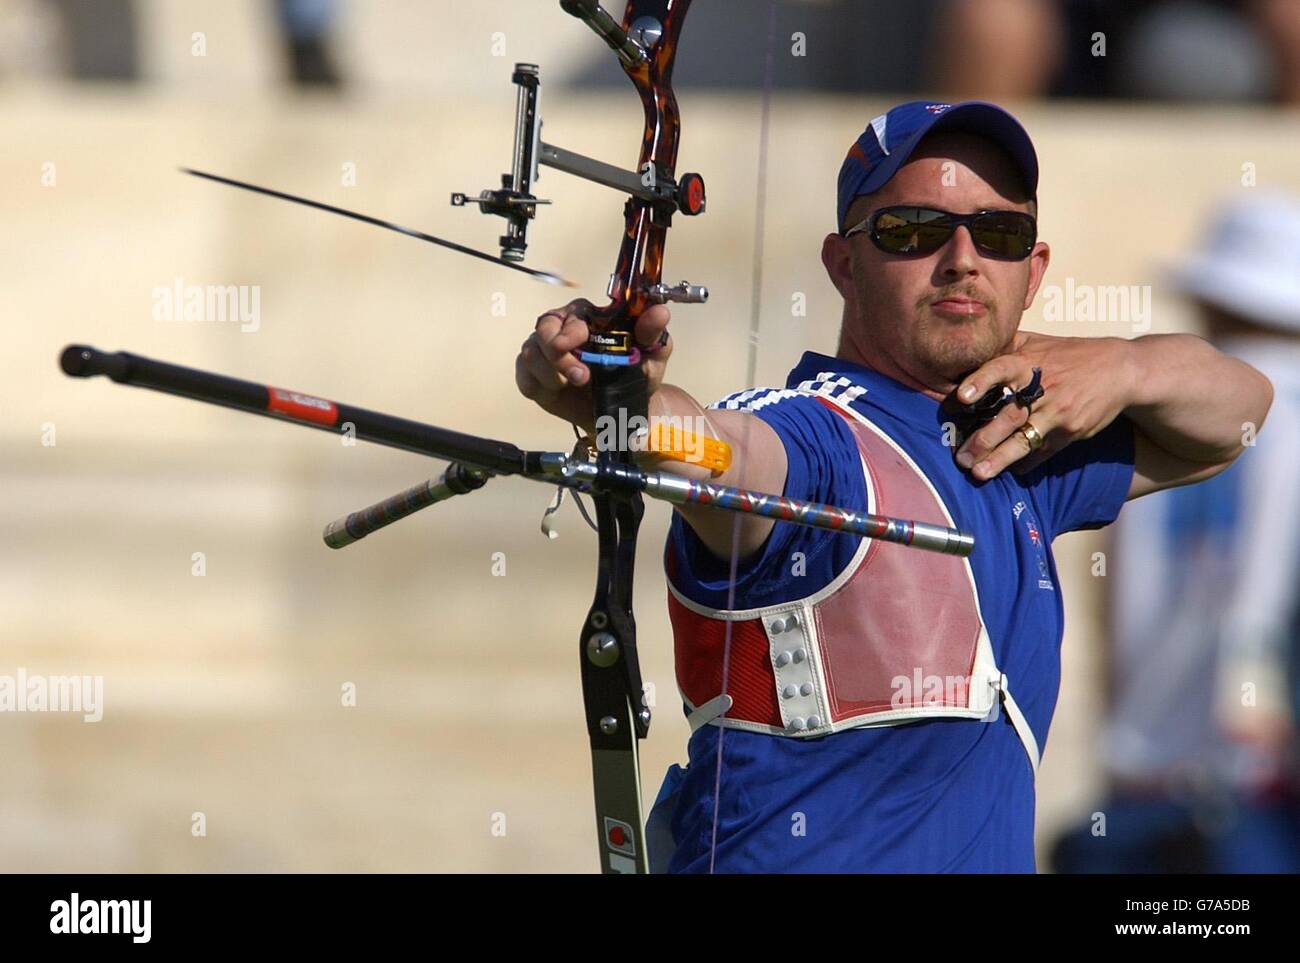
top-left (708, 0), bottom-right (779, 875)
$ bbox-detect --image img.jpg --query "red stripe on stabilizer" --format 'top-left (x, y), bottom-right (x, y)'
top-left (266, 386), bottom-right (339, 426)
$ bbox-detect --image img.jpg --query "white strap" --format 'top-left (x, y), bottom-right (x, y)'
top-left (687, 694), bottom-right (734, 732)
top-left (996, 673), bottom-right (1040, 772)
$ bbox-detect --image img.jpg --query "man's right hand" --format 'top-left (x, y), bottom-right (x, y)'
top-left (515, 299), bottom-right (673, 431)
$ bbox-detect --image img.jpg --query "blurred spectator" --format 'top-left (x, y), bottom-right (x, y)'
top-left (50, 0), bottom-right (138, 80)
top-left (276, 0), bottom-right (342, 88)
top-left (1052, 193), bottom-right (1300, 872)
top-left (933, 0), bottom-right (1300, 102)
top-left (2, 0), bottom-right (343, 87)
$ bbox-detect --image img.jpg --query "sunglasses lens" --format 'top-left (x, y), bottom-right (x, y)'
top-left (872, 208), bottom-right (953, 255)
top-left (971, 212), bottom-right (1036, 259)
top-left (867, 208), bottom-right (1036, 259)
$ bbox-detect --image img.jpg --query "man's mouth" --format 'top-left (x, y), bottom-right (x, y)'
top-left (930, 296), bottom-right (987, 318)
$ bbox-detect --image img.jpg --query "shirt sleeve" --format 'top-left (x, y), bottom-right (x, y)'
top-left (1024, 413), bottom-right (1136, 537)
top-left (665, 390), bottom-right (867, 610)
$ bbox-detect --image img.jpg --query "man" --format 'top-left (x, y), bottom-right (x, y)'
top-left (515, 101), bottom-right (1274, 872)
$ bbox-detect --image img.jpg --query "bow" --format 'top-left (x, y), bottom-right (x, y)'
top-left (58, 0), bottom-right (976, 874)
top-left (462, 0), bottom-right (710, 872)
top-left (554, 0), bottom-right (700, 875)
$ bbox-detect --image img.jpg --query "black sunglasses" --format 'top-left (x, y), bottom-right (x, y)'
top-left (845, 205), bottom-right (1037, 261)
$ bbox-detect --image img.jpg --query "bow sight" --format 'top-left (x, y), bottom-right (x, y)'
top-left (450, 62), bottom-right (709, 301)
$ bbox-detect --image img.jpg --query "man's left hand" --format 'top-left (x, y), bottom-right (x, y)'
top-left (952, 331), bottom-right (1135, 480)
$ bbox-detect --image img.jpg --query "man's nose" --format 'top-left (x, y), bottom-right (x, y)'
top-left (935, 225), bottom-right (981, 278)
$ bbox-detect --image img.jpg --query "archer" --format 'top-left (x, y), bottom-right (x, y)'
top-left (517, 99), bottom-right (1275, 873)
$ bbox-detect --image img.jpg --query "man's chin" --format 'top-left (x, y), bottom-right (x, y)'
top-left (927, 346), bottom-right (998, 383)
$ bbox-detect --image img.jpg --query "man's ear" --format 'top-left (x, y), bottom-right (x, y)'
top-left (821, 233), bottom-right (856, 300)
top-left (1022, 240), bottom-right (1050, 310)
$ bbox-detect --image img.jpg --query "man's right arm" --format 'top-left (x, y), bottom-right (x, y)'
top-left (646, 383), bottom-right (787, 563)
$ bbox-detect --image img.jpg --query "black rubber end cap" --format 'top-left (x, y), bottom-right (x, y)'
top-left (60, 344), bottom-right (93, 376)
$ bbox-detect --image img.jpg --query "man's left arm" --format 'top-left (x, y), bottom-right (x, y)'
top-left (953, 332), bottom-right (1275, 499)
top-left (1119, 334), bottom-right (1274, 498)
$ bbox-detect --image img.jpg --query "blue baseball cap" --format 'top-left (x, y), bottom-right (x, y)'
top-left (836, 100), bottom-right (1038, 233)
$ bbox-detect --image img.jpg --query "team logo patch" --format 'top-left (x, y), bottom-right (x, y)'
top-left (1012, 500), bottom-right (1054, 591)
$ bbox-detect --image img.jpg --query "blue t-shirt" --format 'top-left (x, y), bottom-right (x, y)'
top-left (649, 351), bottom-right (1136, 873)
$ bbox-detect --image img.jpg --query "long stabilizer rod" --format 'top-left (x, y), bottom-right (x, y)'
top-left (59, 345), bottom-right (530, 475)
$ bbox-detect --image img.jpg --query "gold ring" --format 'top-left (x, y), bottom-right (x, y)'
top-left (1018, 421), bottom-right (1045, 451)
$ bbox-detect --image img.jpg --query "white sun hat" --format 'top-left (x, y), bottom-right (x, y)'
top-left (1164, 191), bottom-right (1300, 333)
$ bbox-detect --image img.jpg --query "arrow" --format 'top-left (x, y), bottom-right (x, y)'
top-left (180, 167), bottom-right (573, 287)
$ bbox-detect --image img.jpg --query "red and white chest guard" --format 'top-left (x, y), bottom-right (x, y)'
top-left (667, 396), bottom-right (1041, 771)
